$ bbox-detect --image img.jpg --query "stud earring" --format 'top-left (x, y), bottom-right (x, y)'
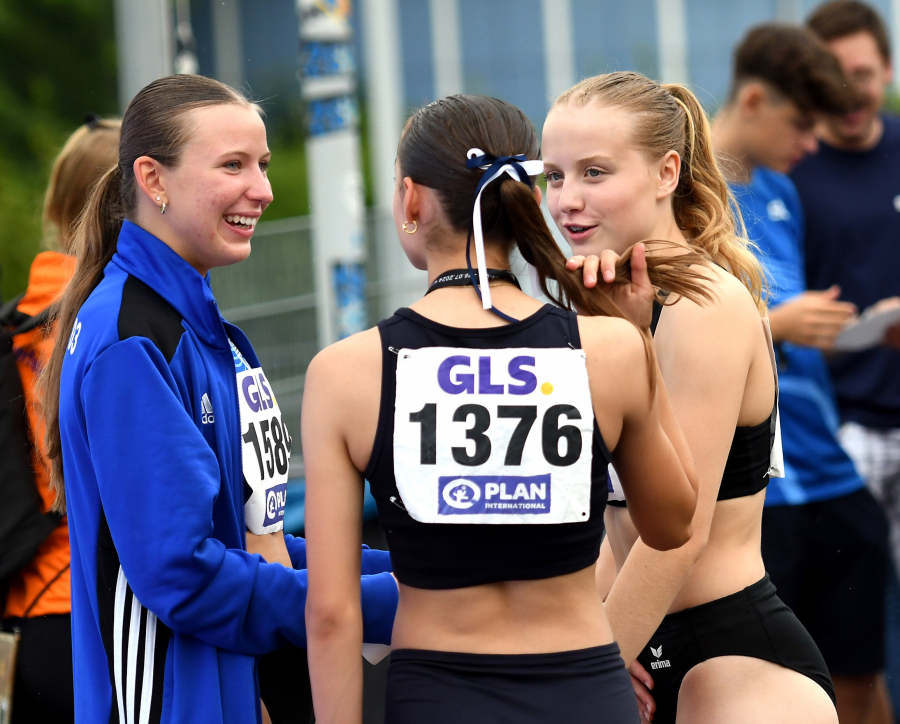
top-left (156, 196), bottom-right (161, 201)
top-left (402, 220), bottom-right (417, 234)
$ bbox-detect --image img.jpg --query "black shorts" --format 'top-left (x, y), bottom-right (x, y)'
top-left (258, 645), bottom-right (314, 724)
top-left (1, 614), bottom-right (74, 724)
top-left (761, 487), bottom-right (889, 675)
top-left (636, 575), bottom-right (834, 724)
top-left (385, 643), bottom-right (638, 723)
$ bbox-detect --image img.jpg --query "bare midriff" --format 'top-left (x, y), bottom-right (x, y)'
top-left (607, 490), bottom-right (767, 613)
top-left (390, 565), bottom-right (614, 654)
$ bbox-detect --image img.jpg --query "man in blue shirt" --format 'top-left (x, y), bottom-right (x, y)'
top-left (713, 23), bottom-right (891, 724)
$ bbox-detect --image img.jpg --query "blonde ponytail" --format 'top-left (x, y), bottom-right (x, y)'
top-left (555, 72), bottom-right (767, 313)
top-left (663, 84), bottom-right (766, 312)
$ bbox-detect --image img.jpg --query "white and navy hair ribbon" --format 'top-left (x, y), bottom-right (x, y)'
top-left (465, 148), bottom-right (544, 322)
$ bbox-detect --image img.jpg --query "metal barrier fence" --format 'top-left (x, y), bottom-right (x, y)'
top-left (210, 209), bottom-right (426, 478)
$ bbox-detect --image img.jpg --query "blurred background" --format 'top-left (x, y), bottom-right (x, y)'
top-left (3, 0), bottom-right (900, 527)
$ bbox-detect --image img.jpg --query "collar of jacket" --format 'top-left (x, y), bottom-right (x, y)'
top-left (111, 220), bottom-right (228, 349)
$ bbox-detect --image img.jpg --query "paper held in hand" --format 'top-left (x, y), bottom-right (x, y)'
top-left (833, 301), bottom-right (900, 352)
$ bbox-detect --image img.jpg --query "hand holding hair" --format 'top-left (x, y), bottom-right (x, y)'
top-left (565, 239), bottom-right (714, 323)
top-left (567, 244), bottom-right (656, 329)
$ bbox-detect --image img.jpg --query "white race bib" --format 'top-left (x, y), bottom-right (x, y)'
top-left (762, 318), bottom-right (785, 479)
top-left (238, 367), bottom-right (292, 534)
top-left (607, 465), bottom-right (626, 504)
top-left (393, 347), bottom-right (595, 524)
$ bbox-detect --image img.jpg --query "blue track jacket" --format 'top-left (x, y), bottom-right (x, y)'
top-left (60, 221), bottom-right (397, 724)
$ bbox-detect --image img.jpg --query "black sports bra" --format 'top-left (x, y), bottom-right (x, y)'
top-left (365, 305), bottom-right (612, 590)
top-left (608, 301), bottom-right (776, 507)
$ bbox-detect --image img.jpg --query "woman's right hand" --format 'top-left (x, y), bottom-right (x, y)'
top-left (566, 243), bottom-right (656, 329)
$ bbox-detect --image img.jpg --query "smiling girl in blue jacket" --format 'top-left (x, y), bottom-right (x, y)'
top-left (40, 75), bottom-right (397, 724)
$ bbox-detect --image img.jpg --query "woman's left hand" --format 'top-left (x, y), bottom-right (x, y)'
top-left (566, 243), bottom-right (656, 329)
top-left (246, 529), bottom-right (293, 568)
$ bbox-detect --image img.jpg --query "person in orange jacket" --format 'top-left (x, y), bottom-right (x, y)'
top-left (2, 116), bottom-right (119, 723)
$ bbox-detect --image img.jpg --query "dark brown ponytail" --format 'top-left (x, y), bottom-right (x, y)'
top-left (398, 95), bottom-right (712, 394)
top-left (41, 74), bottom-right (255, 512)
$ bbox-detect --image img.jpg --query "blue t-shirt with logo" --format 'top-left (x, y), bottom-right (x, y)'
top-left (791, 115), bottom-right (900, 429)
top-left (731, 167), bottom-right (864, 506)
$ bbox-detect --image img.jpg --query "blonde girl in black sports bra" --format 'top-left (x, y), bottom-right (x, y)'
top-left (544, 72), bottom-right (837, 723)
top-left (301, 95), bottom-right (704, 723)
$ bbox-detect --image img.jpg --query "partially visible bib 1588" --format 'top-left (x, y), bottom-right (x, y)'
top-left (393, 347), bottom-right (595, 525)
top-left (238, 367), bottom-right (291, 534)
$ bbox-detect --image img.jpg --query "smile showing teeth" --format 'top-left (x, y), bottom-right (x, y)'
top-left (224, 214), bottom-right (258, 230)
top-left (567, 225), bottom-right (591, 234)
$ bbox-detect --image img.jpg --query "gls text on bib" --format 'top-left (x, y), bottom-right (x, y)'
top-left (393, 347), bottom-right (594, 524)
top-left (238, 367), bottom-right (292, 534)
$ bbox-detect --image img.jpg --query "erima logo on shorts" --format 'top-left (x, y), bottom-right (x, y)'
top-left (263, 483), bottom-right (288, 526)
top-left (650, 645), bottom-right (671, 670)
top-left (201, 393), bottom-right (214, 424)
top-left (438, 475), bottom-right (551, 515)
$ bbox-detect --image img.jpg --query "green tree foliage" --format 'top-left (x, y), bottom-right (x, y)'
top-left (0, 0), bottom-right (118, 300)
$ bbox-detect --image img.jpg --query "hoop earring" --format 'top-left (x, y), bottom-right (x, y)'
top-left (402, 220), bottom-right (417, 234)
top-left (160, 202), bottom-right (167, 215)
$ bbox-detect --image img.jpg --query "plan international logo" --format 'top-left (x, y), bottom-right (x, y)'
top-left (438, 475), bottom-right (551, 515)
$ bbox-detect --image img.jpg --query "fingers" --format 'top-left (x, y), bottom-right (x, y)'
top-left (566, 255), bottom-right (601, 288)
top-left (600, 250), bottom-right (619, 284)
top-left (822, 284), bottom-right (841, 300)
top-left (629, 243), bottom-right (652, 291)
top-left (629, 671), bottom-right (656, 721)
top-left (583, 256), bottom-right (601, 288)
top-left (871, 296), bottom-right (900, 314)
top-left (630, 660), bottom-right (654, 689)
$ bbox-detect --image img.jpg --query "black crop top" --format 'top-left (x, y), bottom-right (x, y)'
top-left (608, 301), bottom-right (775, 507)
top-left (365, 305), bottom-right (612, 590)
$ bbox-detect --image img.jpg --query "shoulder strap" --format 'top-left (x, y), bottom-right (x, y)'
top-left (0, 294), bottom-right (27, 329)
top-left (650, 300), bottom-right (664, 336)
top-left (0, 295), bottom-right (54, 339)
top-left (13, 307), bottom-right (54, 337)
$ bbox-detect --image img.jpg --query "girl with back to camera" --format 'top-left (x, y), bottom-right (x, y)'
top-left (41, 75), bottom-right (396, 724)
top-left (303, 94), bottom-right (702, 724)
top-left (543, 71), bottom-right (837, 723)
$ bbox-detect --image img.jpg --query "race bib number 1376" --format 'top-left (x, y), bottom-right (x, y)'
top-left (393, 347), bottom-right (594, 525)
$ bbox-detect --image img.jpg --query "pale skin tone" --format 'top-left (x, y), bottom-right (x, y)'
top-left (132, 104), bottom-right (289, 567)
top-left (302, 154), bottom-right (699, 723)
top-left (711, 81), bottom-right (859, 351)
top-left (543, 100), bottom-right (837, 723)
top-left (820, 31), bottom-right (900, 349)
